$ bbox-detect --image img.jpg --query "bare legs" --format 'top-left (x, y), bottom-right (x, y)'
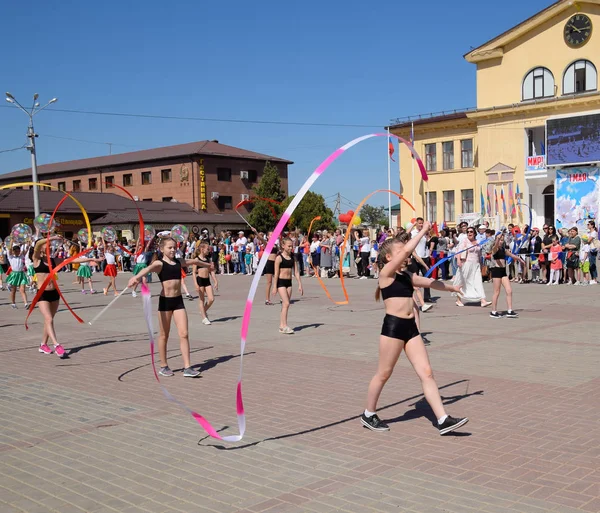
top-left (104, 276), bottom-right (117, 295)
top-left (38, 300), bottom-right (60, 347)
top-left (157, 309), bottom-right (191, 369)
top-left (366, 335), bottom-right (446, 420)
top-left (265, 274), bottom-right (274, 304)
top-left (10, 284), bottom-right (28, 306)
top-left (197, 286), bottom-right (215, 320)
top-left (491, 276), bottom-right (513, 312)
top-left (277, 286), bottom-right (292, 329)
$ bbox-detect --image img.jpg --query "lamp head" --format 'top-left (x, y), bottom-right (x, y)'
top-left (5, 97), bottom-right (14, 103)
top-left (5, 92), bottom-right (14, 99)
top-left (49, 98), bottom-right (57, 104)
top-left (33, 93), bottom-right (39, 101)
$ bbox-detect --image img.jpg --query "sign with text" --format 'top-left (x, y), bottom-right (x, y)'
top-left (199, 159), bottom-right (207, 211)
top-left (555, 168), bottom-right (599, 232)
top-left (526, 155), bottom-right (546, 171)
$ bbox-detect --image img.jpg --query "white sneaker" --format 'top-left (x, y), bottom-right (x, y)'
top-left (202, 318), bottom-right (211, 325)
top-left (589, 280), bottom-right (597, 285)
top-left (132, 291), bottom-right (137, 297)
top-left (546, 281), bottom-right (552, 286)
top-left (421, 303), bottom-right (433, 312)
top-left (574, 281), bottom-right (580, 286)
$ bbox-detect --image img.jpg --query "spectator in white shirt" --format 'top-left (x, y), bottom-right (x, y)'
top-left (411, 217), bottom-right (432, 303)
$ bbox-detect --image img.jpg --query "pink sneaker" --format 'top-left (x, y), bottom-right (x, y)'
top-left (54, 344), bottom-right (66, 358)
top-left (39, 344), bottom-right (52, 355)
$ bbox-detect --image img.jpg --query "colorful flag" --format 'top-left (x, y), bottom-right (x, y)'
top-left (486, 186), bottom-right (492, 217)
top-left (516, 183), bottom-right (522, 215)
top-left (494, 188), bottom-right (499, 215)
top-left (480, 187), bottom-right (486, 216)
top-left (431, 222), bottom-right (439, 236)
top-left (508, 182), bottom-right (516, 217)
top-left (501, 185), bottom-right (508, 218)
top-left (388, 139), bottom-right (395, 162)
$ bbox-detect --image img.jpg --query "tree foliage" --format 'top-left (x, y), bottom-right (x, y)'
top-left (360, 204), bottom-right (388, 227)
top-left (281, 191), bottom-right (334, 233)
top-left (246, 161), bottom-right (287, 232)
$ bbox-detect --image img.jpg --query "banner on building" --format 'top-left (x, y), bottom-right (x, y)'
top-left (547, 111), bottom-right (600, 166)
top-left (555, 168), bottom-right (599, 232)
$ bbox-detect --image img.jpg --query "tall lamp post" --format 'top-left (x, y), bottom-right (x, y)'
top-left (5, 92), bottom-right (58, 218)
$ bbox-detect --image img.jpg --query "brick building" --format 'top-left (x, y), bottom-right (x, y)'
top-left (0, 140), bottom-right (292, 214)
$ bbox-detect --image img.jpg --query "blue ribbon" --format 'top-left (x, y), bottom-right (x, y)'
top-left (507, 203), bottom-right (532, 264)
top-left (425, 236), bottom-right (495, 278)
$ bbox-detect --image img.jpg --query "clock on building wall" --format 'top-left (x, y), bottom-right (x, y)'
top-left (564, 14), bottom-right (592, 47)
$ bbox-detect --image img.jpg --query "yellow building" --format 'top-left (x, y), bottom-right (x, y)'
top-left (392, 0), bottom-right (600, 229)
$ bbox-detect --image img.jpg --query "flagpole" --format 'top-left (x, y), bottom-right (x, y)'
top-left (387, 127), bottom-right (392, 227)
top-left (411, 121), bottom-right (415, 210)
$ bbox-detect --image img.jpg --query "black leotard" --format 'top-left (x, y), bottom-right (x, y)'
top-left (34, 258), bottom-right (55, 274)
top-left (493, 245), bottom-right (506, 260)
top-left (279, 255), bottom-right (294, 269)
top-left (157, 259), bottom-right (181, 282)
top-left (380, 271), bottom-right (414, 301)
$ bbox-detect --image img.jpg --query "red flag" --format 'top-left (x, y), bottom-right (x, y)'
top-left (431, 222), bottom-right (439, 236)
top-left (388, 140), bottom-right (395, 162)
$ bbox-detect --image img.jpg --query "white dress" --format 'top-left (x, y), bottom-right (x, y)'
top-left (452, 241), bottom-right (485, 302)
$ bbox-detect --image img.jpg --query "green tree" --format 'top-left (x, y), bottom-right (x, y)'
top-left (360, 204), bottom-right (388, 227)
top-left (282, 191), bottom-right (334, 233)
top-left (247, 161), bottom-right (287, 232)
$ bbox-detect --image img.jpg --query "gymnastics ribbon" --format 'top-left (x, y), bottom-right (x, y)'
top-left (425, 236), bottom-right (495, 279)
top-left (507, 203), bottom-right (532, 265)
top-left (179, 133), bottom-right (427, 442)
top-left (307, 190), bottom-right (415, 305)
top-left (0, 183), bottom-right (94, 328)
top-left (234, 197), bottom-right (281, 229)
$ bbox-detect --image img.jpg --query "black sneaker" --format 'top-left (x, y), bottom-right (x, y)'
top-left (489, 311), bottom-right (504, 319)
top-left (506, 310), bottom-right (518, 318)
top-left (360, 413), bottom-right (390, 432)
top-left (438, 416), bottom-right (469, 435)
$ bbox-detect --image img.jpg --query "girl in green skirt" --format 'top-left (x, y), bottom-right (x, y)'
top-left (7, 244), bottom-right (29, 309)
top-left (77, 261), bottom-right (96, 294)
top-left (130, 239), bottom-right (151, 298)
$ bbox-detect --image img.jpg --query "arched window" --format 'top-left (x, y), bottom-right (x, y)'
top-left (522, 67), bottom-right (555, 100)
top-left (563, 60), bottom-right (597, 94)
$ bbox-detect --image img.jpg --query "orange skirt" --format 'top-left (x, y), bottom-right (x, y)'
top-left (104, 264), bottom-right (117, 277)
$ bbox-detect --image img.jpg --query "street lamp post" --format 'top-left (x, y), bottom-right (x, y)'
top-left (5, 92), bottom-right (57, 218)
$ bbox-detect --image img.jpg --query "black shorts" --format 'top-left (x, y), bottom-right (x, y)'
top-left (381, 314), bottom-right (420, 342)
top-left (490, 267), bottom-right (507, 279)
top-left (39, 289), bottom-right (60, 303)
top-left (196, 276), bottom-right (211, 288)
top-left (158, 295), bottom-right (185, 312)
top-left (277, 278), bottom-right (292, 289)
top-left (263, 259), bottom-right (275, 276)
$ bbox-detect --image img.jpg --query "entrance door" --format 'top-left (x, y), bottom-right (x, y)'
top-left (542, 184), bottom-right (554, 227)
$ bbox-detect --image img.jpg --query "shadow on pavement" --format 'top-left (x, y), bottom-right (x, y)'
top-left (293, 323), bottom-right (324, 332)
top-left (209, 316), bottom-right (242, 323)
top-left (199, 379), bottom-right (478, 450)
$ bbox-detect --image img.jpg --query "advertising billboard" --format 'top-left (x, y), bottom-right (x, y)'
top-left (546, 111), bottom-right (600, 166)
top-left (555, 168), bottom-right (599, 232)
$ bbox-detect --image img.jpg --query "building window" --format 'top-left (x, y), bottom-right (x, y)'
top-left (522, 67), bottom-right (555, 100)
top-left (89, 178), bottom-right (98, 191)
top-left (142, 198), bottom-right (152, 201)
top-left (426, 192), bottom-right (437, 223)
top-left (58, 182), bottom-right (66, 191)
top-left (442, 141), bottom-right (454, 170)
top-left (72, 180), bottom-right (81, 192)
top-left (563, 60), bottom-right (597, 94)
top-left (425, 143), bottom-right (437, 172)
top-left (161, 169), bottom-right (172, 183)
top-left (461, 189), bottom-right (474, 213)
top-left (162, 197), bottom-right (173, 202)
top-left (141, 171), bottom-right (152, 185)
top-left (217, 168), bottom-right (232, 181)
top-left (123, 174), bottom-right (133, 187)
top-left (443, 191), bottom-right (455, 222)
top-left (217, 195), bottom-right (233, 211)
top-left (461, 139), bottom-right (473, 168)
top-left (248, 169), bottom-right (258, 182)
top-left (106, 176), bottom-right (114, 188)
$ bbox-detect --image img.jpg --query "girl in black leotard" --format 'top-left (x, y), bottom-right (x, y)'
top-left (33, 236), bottom-right (102, 358)
top-left (272, 237), bottom-right (303, 334)
top-left (128, 237), bottom-right (214, 378)
top-left (254, 229), bottom-right (278, 305)
top-left (361, 223), bottom-right (469, 436)
top-left (192, 242), bottom-right (218, 325)
top-left (489, 233), bottom-right (525, 319)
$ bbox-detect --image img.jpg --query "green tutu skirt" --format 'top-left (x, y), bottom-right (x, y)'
top-left (7, 271), bottom-right (29, 286)
top-left (27, 265), bottom-right (36, 277)
top-left (132, 263), bottom-right (147, 275)
top-left (77, 265), bottom-right (92, 279)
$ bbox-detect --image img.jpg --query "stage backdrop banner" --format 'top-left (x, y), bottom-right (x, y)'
top-left (555, 168), bottom-right (599, 232)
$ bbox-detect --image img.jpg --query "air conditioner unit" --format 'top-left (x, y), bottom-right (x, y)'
top-left (240, 170), bottom-right (249, 180)
top-left (211, 192), bottom-right (220, 199)
top-left (240, 193), bottom-right (250, 201)
top-left (133, 196), bottom-right (139, 201)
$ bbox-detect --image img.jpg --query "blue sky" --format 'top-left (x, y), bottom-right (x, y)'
top-left (1, 0), bottom-right (550, 212)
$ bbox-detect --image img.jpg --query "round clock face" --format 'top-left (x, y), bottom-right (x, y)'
top-left (564, 14), bottom-right (592, 47)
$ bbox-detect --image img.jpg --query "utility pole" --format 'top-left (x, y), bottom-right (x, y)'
top-left (5, 92), bottom-right (58, 218)
top-left (332, 192), bottom-right (341, 219)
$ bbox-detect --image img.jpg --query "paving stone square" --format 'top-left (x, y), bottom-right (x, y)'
top-left (1, 275), bottom-right (599, 512)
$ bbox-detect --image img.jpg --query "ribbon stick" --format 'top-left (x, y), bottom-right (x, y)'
top-left (234, 196), bottom-right (281, 229)
top-left (88, 287), bottom-right (130, 326)
top-left (174, 133), bottom-right (427, 442)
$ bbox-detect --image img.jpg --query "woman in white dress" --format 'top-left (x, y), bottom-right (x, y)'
top-left (453, 227), bottom-right (492, 307)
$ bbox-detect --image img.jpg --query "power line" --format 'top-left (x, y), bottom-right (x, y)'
top-left (42, 133), bottom-right (138, 148)
top-left (1, 104), bottom-right (382, 129)
top-left (0, 145), bottom-right (26, 154)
